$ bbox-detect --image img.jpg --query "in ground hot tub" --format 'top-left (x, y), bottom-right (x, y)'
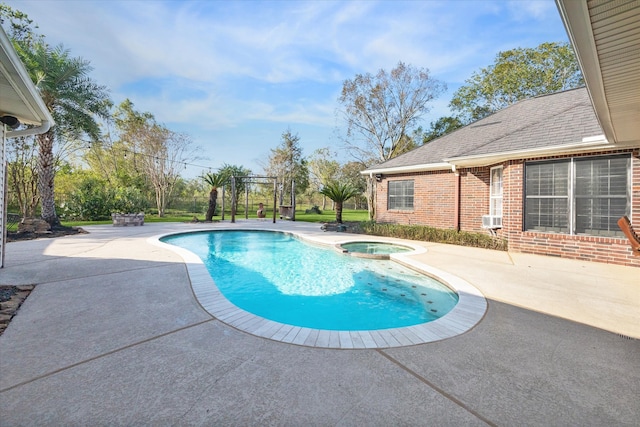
top-left (337, 241), bottom-right (413, 259)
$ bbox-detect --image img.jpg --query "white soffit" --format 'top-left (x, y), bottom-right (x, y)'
top-left (0, 27), bottom-right (52, 126)
top-left (557, 0), bottom-right (640, 146)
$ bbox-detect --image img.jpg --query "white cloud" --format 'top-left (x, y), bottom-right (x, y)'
top-left (5, 0), bottom-right (570, 176)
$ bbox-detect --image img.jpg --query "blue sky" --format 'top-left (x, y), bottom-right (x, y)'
top-left (8, 0), bottom-right (570, 178)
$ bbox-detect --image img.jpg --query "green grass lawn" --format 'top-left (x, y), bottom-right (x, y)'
top-left (60, 208), bottom-right (369, 228)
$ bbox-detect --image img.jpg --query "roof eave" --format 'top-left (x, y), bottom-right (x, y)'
top-left (361, 162), bottom-right (452, 176)
top-left (555, 0), bottom-right (640, 146)
top-left (364, 136), bottom-right (618, 175)
top-left (555, 0), bottom-right (615, 144)
top-left (444, 136), bottom-right (612, 167)
top-left (0, 27), bottom-right (54, 130)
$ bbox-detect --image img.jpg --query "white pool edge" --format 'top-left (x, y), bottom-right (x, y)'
top-left (149, 228), bottom-right (488, 349)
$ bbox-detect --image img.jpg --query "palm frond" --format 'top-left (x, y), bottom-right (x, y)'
top-left (320, 181), bottom-right (361, 203)
top-left (202, 171), bottom-right (229, 188)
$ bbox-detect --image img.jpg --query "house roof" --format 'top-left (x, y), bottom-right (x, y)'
top-left (556, 0), bottom-right (640, 146)
top-left (364, 87), bottom-right (612, 174)
top-left (0, 26), bottom-right (53, 134)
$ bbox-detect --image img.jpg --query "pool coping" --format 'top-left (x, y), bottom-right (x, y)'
top-left (149, 228), bottom-right (488, 349)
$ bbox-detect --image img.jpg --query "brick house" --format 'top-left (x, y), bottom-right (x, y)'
top-left (362, 0), bottom-right (640, 267)
top-left (363, 87), bottom-right (640, 267)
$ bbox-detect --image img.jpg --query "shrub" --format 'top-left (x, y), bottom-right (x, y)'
top-left (305, 205), bottom-right (322, 214)
top-left (60, 177), bottom-right (112, 220)
top-left (60, 182), bottom-right (148, 221)
top-left (111, 187), bottom-right (147, 213)
top-left (358, 221), bottom-right (508, 251)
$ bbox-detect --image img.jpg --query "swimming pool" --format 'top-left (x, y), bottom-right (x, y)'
top-left (152, 225), bottom-right (487, 348)
top-left (161, 231), bottom-right (458, 330)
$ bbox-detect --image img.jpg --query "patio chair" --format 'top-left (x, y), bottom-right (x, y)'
top-left (617, 216), bottom-right (640, 256)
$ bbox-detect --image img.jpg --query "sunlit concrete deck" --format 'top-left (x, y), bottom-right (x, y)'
top-left (1, 221), bottom-right (638, 425)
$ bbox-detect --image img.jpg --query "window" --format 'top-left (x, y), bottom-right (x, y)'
top-left (490, 166), bottom-right (503, 218)
top-left (524, 155), bottom-right (629, 236)
top-left (388, 180), bottom-right (414, 210)
top-left (574, 156), bottom-right (629, 235)
top-left (525, 161), bottom-right (570, 232)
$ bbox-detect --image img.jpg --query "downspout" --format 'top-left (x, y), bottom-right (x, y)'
top-left (369, 172), bottom-right (375, 221)
top-left (451, 164), bottom-right (460, 231)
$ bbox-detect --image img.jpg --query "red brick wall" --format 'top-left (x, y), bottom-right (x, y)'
top-left (506, 149), bottom-right (640, 267)
top-left (459, 168), bottom-right (490, 232)
top-left (374, 148), bottom-right (640, 267)
top-left (376, 171), bottom-right (456, 227)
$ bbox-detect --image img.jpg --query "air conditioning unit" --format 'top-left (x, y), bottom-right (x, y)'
top-left (482, 215), bottom-right (502, 229)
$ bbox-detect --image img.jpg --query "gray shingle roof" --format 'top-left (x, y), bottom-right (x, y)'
top-left (365, 87), bottom-right (603, 171)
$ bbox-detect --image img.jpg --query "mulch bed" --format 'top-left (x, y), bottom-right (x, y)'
top-left (6, 224), bottom-right (87, 242)
top-left (0, 285), bottom-right (34, 336)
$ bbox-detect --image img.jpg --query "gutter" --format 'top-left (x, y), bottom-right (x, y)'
top-left (6, 120), bottom-right (52, 139)
top-left (443, 136), bottom-right (610, 167)
top-left (361, 162), bottom-right (452, 176)
top-left (364, 136), bottom-right (611, 176)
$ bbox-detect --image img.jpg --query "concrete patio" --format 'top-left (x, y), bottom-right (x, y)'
top-left (1, 221), bottom-right (638, 426)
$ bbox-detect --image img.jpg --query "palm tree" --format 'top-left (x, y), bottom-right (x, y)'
top-left (320, 181), bottom-right (361, 224)
top-left (15, 41), bottom-right (110, 226)
top-left (203, 172), bottom-right (228, 221)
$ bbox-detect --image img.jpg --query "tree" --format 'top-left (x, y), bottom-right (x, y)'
top-left (338, 61), bottom-right (445, 219)
top-left (218, 163), bottom-right (252, 208)
top-left (3, 5), bottom-right (111, 226)
top-left (202, 172), bottom-right (228, 221)
top-left (13, 41), bottom-right (111, 226)
top-left (423, 116), bottom-right (465, 143)
top-left (450, 42), bottom-right (584, 121)
top-left (307, 148), bottom-right (340, 209)
top-left (337, 161), bottom-right (367, 209)
top-left (320, 182), bottom-right (361, 224)
top-left (113, 100), bottom-right (199, 217)
top-left (6, 136), bottom-right (39, 218)
top-left (339, 61), bottom-right (445, 164)
top-left (0, 3), bottom-right (44, 47)
top-left (264, 129), bottom-right (309, 205)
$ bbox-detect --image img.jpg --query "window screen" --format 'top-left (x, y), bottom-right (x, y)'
top-left (574, 156), bottom-right (629, 236)
top-left (524, 155), bottom-right (629, 236)
top-left (525, 161), bottom-right (569, 232)
top-left (388, 180), bottom-right (414, 210)
top-left (490, 167), bottom-right (503, 217)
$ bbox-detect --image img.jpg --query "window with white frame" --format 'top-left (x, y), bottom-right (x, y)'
top-left (524, 155), bottom-right (629, 236)
top-left (388, 180), bottom-right (414, 210)
top-left (490, 166), bottom-right (503, 219)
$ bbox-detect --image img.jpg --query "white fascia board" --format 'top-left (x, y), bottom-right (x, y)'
top-left (0, 28), bottom-right (54, 129)
top-left (444, 137), bottom-right (612, 168)
top-left (361, 162), bottom-right (452, 176)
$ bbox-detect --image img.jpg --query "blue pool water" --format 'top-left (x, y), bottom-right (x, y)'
top-left (341, 242), bottom-right (412, 255)
top-left (161, 231), bottom-right (458, 330)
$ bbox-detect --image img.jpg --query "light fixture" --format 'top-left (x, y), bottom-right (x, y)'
top-left (0, 115), bottom-right (20, 130)
top-left (375, 174), bottom-right (383, 182)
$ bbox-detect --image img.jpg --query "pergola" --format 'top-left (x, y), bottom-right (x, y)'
top-left (227, 176), bottom-right (297, 223)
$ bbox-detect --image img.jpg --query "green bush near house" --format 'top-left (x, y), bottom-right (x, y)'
top-left (358, 221), bottom-right (508, 251)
